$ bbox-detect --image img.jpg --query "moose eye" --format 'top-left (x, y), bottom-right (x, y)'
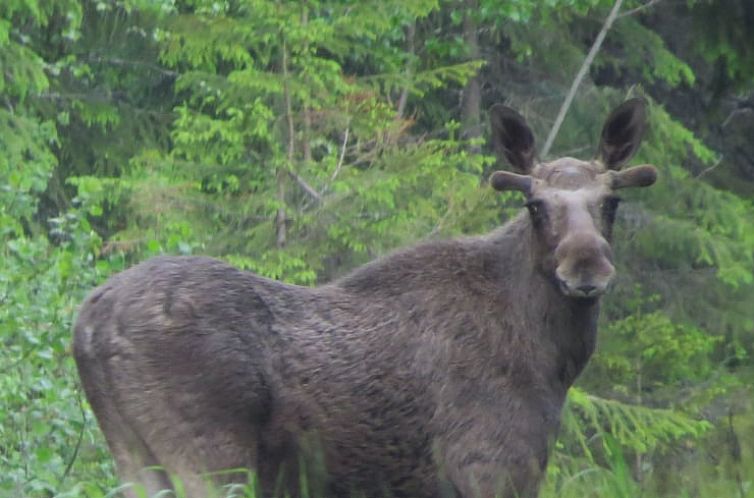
top-left (601, 196), bottom-right (622, 224)
top-left (524, 200), bottom-right (546, 224)
top-left (602, 196), bottom-right (621, 214)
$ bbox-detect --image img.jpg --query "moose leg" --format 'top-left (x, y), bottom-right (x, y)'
top-left (113, 391), bottom-right (261, 498)
top-left (76, 355), bottom-right (173, 497)
top-left (440, 440), bottom-right (545, 498)
top-left (435, 405), bottom-right (550, 498)
top-left (99, 417), bottom-right (173, 498)
top-left (81, 349), bottom-right (260, 497)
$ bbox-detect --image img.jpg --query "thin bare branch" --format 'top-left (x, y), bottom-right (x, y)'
top-left (542, 0), bottom-right (625, 158)
top-left (84, 54), bottom-right (179, 78)
top-left (58, 393), bottom-right (87, 488)
top-left (331, 126), bottom-right (350, 182)
top-left (617, 0), bottom-right (662, 19)
top-left (288, 170), bottom-right (322, 202)
top-left (722, 108), bottom-right (753, 128)
top-left (695, 156), bottom-right (723, 180)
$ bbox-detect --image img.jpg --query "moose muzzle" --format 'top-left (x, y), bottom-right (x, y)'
top-left (554, 231), bottom-right (615, 299)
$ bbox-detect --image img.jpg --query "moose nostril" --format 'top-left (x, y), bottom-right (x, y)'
top-left (576, 284), bottom-right (597, 296)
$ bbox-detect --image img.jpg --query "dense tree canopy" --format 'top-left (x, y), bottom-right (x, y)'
top-left (1, 0), bottom-right (752, 496)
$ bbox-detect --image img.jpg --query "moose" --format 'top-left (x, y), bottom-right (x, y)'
top-left (74, 99), bottom-right (657, 498)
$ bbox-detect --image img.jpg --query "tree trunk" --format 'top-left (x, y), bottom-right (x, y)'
top-left (461, 0), bottom-right (482, 151)
top-left (301, 7), bottom-right (312, 164)
top-left (396, 21), bottom-right (415, 120)
top-left (277, 41), bottom-right (294, 249)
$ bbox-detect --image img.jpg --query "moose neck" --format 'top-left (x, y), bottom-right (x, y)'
top-left (335, 212), bottom-right (600, 389)
top-left (485, 213), bottom-right (600, 388)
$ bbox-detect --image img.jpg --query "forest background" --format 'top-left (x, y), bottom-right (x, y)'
top-left (1, 0), bottom-right (753, 496)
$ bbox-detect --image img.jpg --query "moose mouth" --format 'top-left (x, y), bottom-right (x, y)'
top-left (557, 278), bottom-right (607, 300)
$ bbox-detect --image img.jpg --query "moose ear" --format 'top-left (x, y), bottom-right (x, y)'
top-left (598, 98), bottom-right (647, 170)
top-left (490, 104), bottom-right (536, 173)
top-left (610, 164), bottom-right (658, 190)
top-left (489, 171), bottom-right (533, 195)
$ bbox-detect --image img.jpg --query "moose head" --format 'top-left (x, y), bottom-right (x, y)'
top-left (489, 99), bottom-right (657, 299)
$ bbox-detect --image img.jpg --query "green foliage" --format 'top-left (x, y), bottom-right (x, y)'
top-left (605, 18), bottom-right (695, 87)
top-left (0, 110), bottom-right (58, 226)
top-left (586, 292), bottom-right (721, 400)
top-left (0, 207), bottom-right (119, 496)
top-left (691, 0), bottom-right (754, 91)
top-left (563, 388), bottom-right (710, 456)
top-left (114, 0), bottom-right (493, 284)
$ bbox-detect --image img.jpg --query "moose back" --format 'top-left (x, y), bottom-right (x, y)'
top-left (74, 99), bottom-right (657, 498)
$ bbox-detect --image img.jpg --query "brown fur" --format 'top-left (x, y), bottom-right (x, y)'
top-left (73, 100), bottom-right (656, 498)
